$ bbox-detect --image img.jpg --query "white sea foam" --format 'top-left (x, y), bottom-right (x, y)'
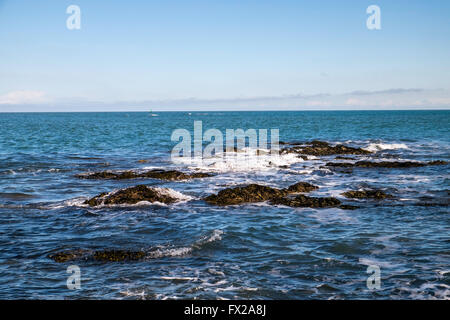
top-left (145, 229), bottom-right (224, 260)
top-left (181, 148), bottom-right (304, 173)
top-left (364, 143), bottom-right (409, 152)
top-left (152, 187), bottom-right (194, 202)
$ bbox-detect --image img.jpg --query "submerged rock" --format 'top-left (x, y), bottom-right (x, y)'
top-left (335, 156), bottom-right (356, 160)
top-left (281, 140), bottom-right (371, 157)
top-left (338, 204), bottom-right (360, 210)
top-left (270, 194), bottom-right (342, 208)
top-left (204, 181), bottom-right (319, 206)
top-left (48, 249), bottom-right (146, 263)
top-left (92, 250), bottom-right (146, 262)
top-left (77, 169), bottom-right (213, 181)
top-left (48, 249), bottom-right (89, 263)
top-left (342, 189), bottom-right (392, 199)
top-left (327, 160), bottom-right (448, 168)
top-left (84, 185), bottom-right (178, 206)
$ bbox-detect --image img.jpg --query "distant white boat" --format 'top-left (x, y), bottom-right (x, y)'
top-left (149, 110), bottom-right (158, 117)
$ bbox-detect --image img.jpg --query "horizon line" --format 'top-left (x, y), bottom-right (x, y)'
top-left (1, 108), bottom-right (450, 113)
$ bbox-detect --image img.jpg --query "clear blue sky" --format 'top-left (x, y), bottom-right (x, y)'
top-left (1, 0), bottom-right (450, 111)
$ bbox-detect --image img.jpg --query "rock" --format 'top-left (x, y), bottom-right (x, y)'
top-left (84, 185), bottom-right (178, 206)
top-left (77, 169), bottom-right (213, 181)
top-left (285, 182), bottom-right (319, 193)
top-left (281, 141), bottom-right (371, 156)
top-left (204, 181), bottom-right (319, 206)
top-left (92, 250), bottom-right (146, 262)
top-left (299, 155), bottom-right (309, 161)
top-left (48, 249), bottom-right (146, 263)
top-left (48, 249), bottom-right (89, 263)
top-left (327, 160), bottom-right (447, 168)
top-left (335, 156), bottom-right (356, 160)
top-left (339, 204), bottom-right (360, 210)
top-left (428, 160), bottom-right (448, 166)
top-left (342, 189), bottom-right (392, 199)
top-left (270, 195), bottom-right (341, 208)
top-left (204, 184), bottom-right (287, 206)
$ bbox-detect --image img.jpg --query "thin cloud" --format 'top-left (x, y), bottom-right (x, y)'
top-left (0, 90), bottom-right (49, 105)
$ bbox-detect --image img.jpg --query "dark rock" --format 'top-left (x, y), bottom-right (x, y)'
top-left (48, 249), bottom-right (90, 263)
top-left (326, 160), bottom-right (447, 168)
top-left (325, 162), bottom-right (355, 168)
top-left (339, 204), bottom-right (360, 210)
top-left (299, 155), bottom-right (309, 161)
top-left (428, 160), bottom-right (448, 166)
top-left (84, 185), bottom-right (178, 206)
top-left (92, 250), bottom-right (146, 262)
top-left (49, 249), bottom-right (146, 263)
top-left (285, 182), bottom-right (319, 193)
top-left (342, 189), bottom-right (392, 199)
top-left (270, 195), bottom-right (341, 208)
top-left (204, 184), bottom-right (287, 206)
top-left (77, 169), bottom-right (213, 181)
top-left (281, 141), bottom-right (371, 156)
top-left (204, 181), bottom-right (319, 206)
top-left (335, 156), bottom-right (356, 160)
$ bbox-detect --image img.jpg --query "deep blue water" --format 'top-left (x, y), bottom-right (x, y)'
top-left (0, 111), bottom-right (449, 299)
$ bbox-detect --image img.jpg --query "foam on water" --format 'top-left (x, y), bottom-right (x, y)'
top-left (364, 143), bottom-right (409, 152)
top-left (145, 229), bottom-right (224, 259)
top-left (177, 148), bottom-right (304, 173)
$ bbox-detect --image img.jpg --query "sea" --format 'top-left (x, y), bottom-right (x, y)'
top-left (0, 110), bottom-right (448, 299)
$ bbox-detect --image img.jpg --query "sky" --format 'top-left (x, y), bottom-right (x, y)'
top-left (0, 0), bottom-right (450, 111)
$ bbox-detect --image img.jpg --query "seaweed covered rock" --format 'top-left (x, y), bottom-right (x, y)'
top-left (285, 182), bottom-right (319, 193)
top-left (204, 184), bottom-right (287, 206)
top-left (326, 160), bottom-right (448, 169)
top-left (48, 249), bottom-right (146, 262)
top-left (270, 195), bottom-right (342, 208)
top-left (204, 181), bottom-right (319, 206)
top-left (92, 250), bottom-right (146, 262)
top-left (342, 189), bottom-right (392, 199)
top-left (48, 249), bottom-right (90, 263)
top-left (84, 185), bottom-right (178, 206)
top-left (77, 169), bottom-right (213, 181)
top-left (281, 140), bottom-right (371, 157)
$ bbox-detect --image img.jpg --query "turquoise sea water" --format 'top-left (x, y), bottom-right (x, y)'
top-left (0, 110), bottom-right (448, 299)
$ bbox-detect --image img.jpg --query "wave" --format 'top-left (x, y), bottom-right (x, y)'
top-left (32, 187), bottom-right (195, 210)
top-left (176, 148), bottom-right (305, 173)
top-left (145, 229), bottom-right (223, 259)
top-left (364, 143), bottom-right (409, 152)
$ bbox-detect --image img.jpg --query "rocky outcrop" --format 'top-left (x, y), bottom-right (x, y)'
top-left (342, 189), bottom-right (392, 199)
top-left (281, 140), bottom-right (371, 156)
top-left (327, 160), bottom-right (448, 168)
top-left (204, 181), bottom-right (319, 206)
top-left (270, 194), bottom-right (342, 208)
top-left (285, 182), bottom-right (319, 193)
top-left (77, 169), bottom-right (213, 181)
top-left (84, 185), bottom-right (178, 206)
top-left (48, 249), bottom-right (89, 263)
top-left (48, 249), bottom-right (146, 263)
top-left (204, 184), bottom-right (287, 206)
